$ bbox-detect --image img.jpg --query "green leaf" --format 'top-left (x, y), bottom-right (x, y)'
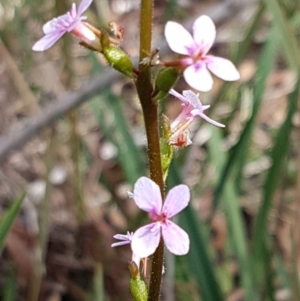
top-left (211, 28), bottom-right (279, 301)
top-left (209, 128), bottom-right (255, 301)
top-left (3, 269), bottom-right (17, 301)
top-left (0, 192), bottom-right (25, 253)
top-left (213, 27), bottom-right (279, 209)
top-left (92, 263), bottom-right (105, 301)
top-left (252, 75), bottom-right (300, 283)
top-left (160, 114), bottom-right (174, 181)
top-left (153, 67), bottom-right (179, 102)
top-left (168, 162), bottom-right (224, 301)
top-left (266, 0), bottom-right (300, 69)
top-left (234, 2), bottom-right (265, 65)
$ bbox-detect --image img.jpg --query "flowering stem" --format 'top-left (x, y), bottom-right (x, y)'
top-left (136, 0), bottom-right (164, 300)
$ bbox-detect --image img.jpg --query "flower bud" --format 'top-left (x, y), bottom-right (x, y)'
top-left (153, 67), bottom-right (179, 101)
top-left (128, 261), bottom-right (148, 301)
top-left (160, 115), bottom-right (174, 180)
top-left (100, 31), bottom-right (135, 78)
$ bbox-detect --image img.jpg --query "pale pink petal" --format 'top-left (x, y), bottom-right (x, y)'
top-left (162, 185), bottom-right (190, 218)
top-left (193, 15), bottom-right (216, 55)
top-left (111, 232), bottom-right (133, 247)
top-left (133, 177), bottom-right (162, 214)
top-left (70, 3), bottom-right (77, 18)
top-left (32, 32), bottom-right (65, 51)
top-left (132, 253), bottom-right (141, 268)
top-left (131, 223), bottom-right (161, 258)
top-left (77, 0), bottom-right (93, 16)
top-left (182, 90), bottom-right (204, 110)
top-left (165, 21), bottom-right (195, 55)
top-left (33, 0), bottom-right (92, 52)
top-left (184, 64), bottom-right (213, 92)
top-left (43, 19), bottom-right (57, 34)
top-left (114, 232), bottom-right (133, 240)
top-left (71, 22), bottom-right (96, 41)
top-left (169, 130), bottom-right (192, 147)
top-left (111, 240), bottom-right (131, 247)
top-left (169, 89), bottom-right (188, 103)
top-left (162, 221), bottom-right (190, 255)
top-left (198, 113), bottom-right (225, 127)
top-left (206, 56), bottom-right (240, 81)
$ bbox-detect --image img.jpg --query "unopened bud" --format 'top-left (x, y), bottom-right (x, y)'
top-left (128, 261), bottom-right (148, 301)
top-left (100, 31), bottom-right (135, 78)
top-left (160, 115), bottom-right (174, 180)
top-left (153, 67), bottom-right (179, 101)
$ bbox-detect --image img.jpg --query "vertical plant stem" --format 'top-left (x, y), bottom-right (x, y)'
top-left (136, 1), bottom-right (164, 300)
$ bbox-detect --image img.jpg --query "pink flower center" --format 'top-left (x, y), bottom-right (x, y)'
top-left (158, 213), bottom-right (167, 224)
top-left (193, 48), bottom-right (205, 61)
top-left (71, 22), bottom-right (96, 42)
top-left (186, 43), bottom-right (206, 60)
top-left (180, 47), bottom-right (206, 68)
top-left (149, 212), bottom-right (168, 224)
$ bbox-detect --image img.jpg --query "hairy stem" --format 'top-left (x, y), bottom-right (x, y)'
top-left (136, 1), bottom-right (164, 300)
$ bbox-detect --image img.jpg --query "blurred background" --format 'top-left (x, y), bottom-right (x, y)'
top-left (0, 0), bottom-right (300, 300)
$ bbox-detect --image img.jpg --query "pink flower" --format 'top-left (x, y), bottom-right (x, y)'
top-left (32, 0), bottom-right (98, 51)
top-left (131, 177), bottom-right (190, 258)
top-left (111, 231), bottom-right (134, 247)
top-left (112, 231), bottom-right (140, 267)
top-left (169, 89), bottom-right (224, 146)
top-left (165, 15), bottom-right (240, 92)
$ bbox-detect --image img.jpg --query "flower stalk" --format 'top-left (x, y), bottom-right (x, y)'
top-left (136, 1), bottom-right (165, 300)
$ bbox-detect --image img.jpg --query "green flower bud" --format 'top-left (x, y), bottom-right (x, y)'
top-left (153, 67), bottom-right (179, 101)
top-left (129, 262), bottom-right (148, 301)
top-left (160, 115), bottom-right (174, 181)
top-left (101, 31), bottom-right (135, 78)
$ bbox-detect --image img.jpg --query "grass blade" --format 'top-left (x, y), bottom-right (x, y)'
top-left (209, 127), bottom-right (255, 301)
top-left (168, 162), bottom-right (224, 301)
top-left (213, 27), bottom-right (279, 209)
top-left (92, 263), bottom-right (105, 301)
top-left (252, 75), bottom-right (300, 284)
top-left (0, 192), bottom-right (25, 253)
top-left (235, 2), bottom-right (265, 65)
top-left (3, 270), bottom-right (17, 301)
top-left (208, 27), bottom-right (282, 297)
top-left (266, 0), bottom-right (300, 69)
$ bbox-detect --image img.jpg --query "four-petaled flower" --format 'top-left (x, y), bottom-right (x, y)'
top-left (111, 231), bottom-right (141, 267)
top-left (169, 89), bottom-right (224, 146)
top-left (165, 15), bottom-right (240, 92)
top-left (131, 177), bottom-right (190, 258)
top-left (32, 0), bottom-right (98, 51)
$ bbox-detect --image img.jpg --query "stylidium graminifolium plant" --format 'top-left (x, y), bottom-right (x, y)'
top-left (32, 0), bottom-right (240, 299)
